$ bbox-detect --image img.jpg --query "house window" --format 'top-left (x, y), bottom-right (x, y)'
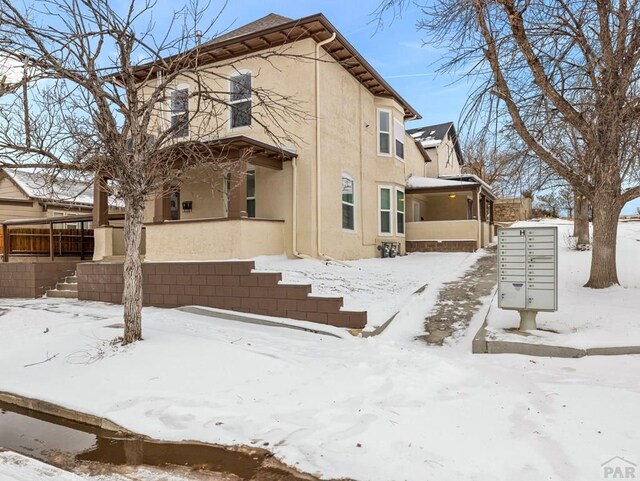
top-left (377, 109), bottom-right (391, 156)
top-left (396, 188), bottom-right (405, 235)
top-left (247, 170), bottom-right (256, 218)
top-left (170, 87), bottom-right (189, 137)
top-left (394, 119), bottom-right (405, 160)
top-left (230, 72), bottom-right (252, 129)
top-left (379, 186), bottom-right (392, 235)
top-left (342, 174), bottom-right (355, 231)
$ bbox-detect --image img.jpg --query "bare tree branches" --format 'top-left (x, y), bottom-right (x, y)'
top-left (0, 0), bottom-right (313, 342)
top-left (378, 0), bottom-right (640, 287)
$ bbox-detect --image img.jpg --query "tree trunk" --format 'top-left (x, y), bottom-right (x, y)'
top-left (574, 193), bottom-right (590, 247)
top-left (122, 197), bottom-right (145, 344)
top-left (585, 198), bottom-right (621, 288)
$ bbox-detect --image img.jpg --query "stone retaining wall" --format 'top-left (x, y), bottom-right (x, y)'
top-left (406, 240), bottom-right (477, 253)
top-left (77, 261), bottom-right (366, 329)
top-left (0, 262), bottom-right (77, 298)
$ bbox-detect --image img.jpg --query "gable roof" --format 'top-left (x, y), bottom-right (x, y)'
top-left (0, 168), bottom-right (124, 208)
top-left (408, 122), bottom-right (454, 146)
top-left (407, 121), bottom-right (464, 164)
top-left (133, 13), bottom-right (421, 119)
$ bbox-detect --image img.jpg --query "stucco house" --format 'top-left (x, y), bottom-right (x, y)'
top-left (90, 13), bottom-right (495, 262)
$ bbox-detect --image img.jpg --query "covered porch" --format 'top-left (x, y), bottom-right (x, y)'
top-left (92, 136), bottom-right (296, 261)
top-left (405, 176), bottom-right (495, 252)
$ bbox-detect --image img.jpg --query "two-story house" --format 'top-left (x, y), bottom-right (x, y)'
top-left (91, 13), bottom-right (495, 262)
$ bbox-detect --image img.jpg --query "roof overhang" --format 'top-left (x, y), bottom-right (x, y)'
top-left (166, 135), bottom-right (297, 171)
top-left (131, 14), bottom-right (421, 120)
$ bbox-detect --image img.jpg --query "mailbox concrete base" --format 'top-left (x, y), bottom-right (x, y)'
top-left (518, 310), bottom-right (538, 331)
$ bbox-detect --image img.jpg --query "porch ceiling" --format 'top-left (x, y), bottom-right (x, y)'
top-left (406, 184), bottom-right (496, 200)
top-left (171, 135), bottom-right (297, 171)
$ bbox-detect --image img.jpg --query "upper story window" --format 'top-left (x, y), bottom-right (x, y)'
top-left (342, 174), bottom-right (355, 231)
top-left (377, 109), bottom-right (391, 156)
top-left (230, 72), bottom-right (252, 129)
top-left (394, 119), bottom-right (405, 160)
top-left (170, 87), bottom-right (189, 138)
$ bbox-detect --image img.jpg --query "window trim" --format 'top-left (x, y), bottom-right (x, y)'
top-left (228, 69), bottom-right (252, 131)
top-left (395, 187), bottom-right (405, 237)
top-left (341, 173), bottom-right (357, 233)
top-left (378, 185), bottom-right (393, 236)
top-left (169, 83), bottom-right (190, 138)
top-left (377, 108), bottom-right (392, 157)
top-left (394, 118), bottom-right (405, 161)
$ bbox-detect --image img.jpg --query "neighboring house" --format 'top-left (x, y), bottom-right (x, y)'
top-left (0, 168), bottom-right (96, 223)
top-left (91, 13), bottom-right (495, 262)
top-left (407, 122), bottom-right (464, 178)
top-left (494, 197), bottom-right (533, 225)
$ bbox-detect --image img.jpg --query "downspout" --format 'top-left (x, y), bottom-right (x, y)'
top-left (291, 157), bottom-right (312, 259)
top-left (315, 32), bottom-right (336, 259)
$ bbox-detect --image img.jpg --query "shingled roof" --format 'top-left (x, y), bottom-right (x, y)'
top-left (205, 14), bottom-right (294, 45)
top-left (407, 121), bottom-right (464, 164)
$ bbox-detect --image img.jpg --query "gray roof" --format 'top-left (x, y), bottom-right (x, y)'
top-left (407, 122), bottom-right (454, 143)
top-left (203, 13), bottom-right (294, 46)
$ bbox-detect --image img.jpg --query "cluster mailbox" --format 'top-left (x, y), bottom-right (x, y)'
top-left (497, 226), bottom-right (558, 330)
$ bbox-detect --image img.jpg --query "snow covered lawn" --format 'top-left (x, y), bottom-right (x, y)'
top-left (254, 251), bottom-right (477, 331)
top-left (486, 219), bottom-right (640, 348)
top-left (0, 293), bottom-right (639, 480)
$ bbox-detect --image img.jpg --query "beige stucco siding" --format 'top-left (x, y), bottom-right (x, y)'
top-left (142, 36), bottom-right (473, 260)
top-left (144, 219), bottom-right (284, 261)
top-left (407, 220), bottom-right (478, 241)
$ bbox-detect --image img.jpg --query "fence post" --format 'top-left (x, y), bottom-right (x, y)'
top-left (80, 221), bottom-right (85, 260)
top-left (49, 221), bottom-right (54, 261)
top-left (1, 223), bottom-right (8, 262)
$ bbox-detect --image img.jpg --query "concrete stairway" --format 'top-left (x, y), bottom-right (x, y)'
top-left (46, 274), bottom-right (78, 299)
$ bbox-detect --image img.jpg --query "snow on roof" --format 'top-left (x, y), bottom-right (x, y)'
top-left (3, 168), bottom-right (121, 207)
top-left (439, 174), bottom-right (493, 192)
top-left (406, 176), bottom-right (478, 189)
top-left (420, 139), bottom-right (442, 149)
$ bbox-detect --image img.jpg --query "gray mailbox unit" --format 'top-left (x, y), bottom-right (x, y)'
top-left (498, 226), bottom-right (558, 330)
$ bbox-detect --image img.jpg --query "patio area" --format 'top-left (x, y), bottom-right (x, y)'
top-left (405, 175), bottom-right (495, 252)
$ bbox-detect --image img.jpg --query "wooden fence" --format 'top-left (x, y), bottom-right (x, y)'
top-left (4, 227), bottom-right (94, 258)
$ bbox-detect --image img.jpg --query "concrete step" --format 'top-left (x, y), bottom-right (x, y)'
top-left (56, 282), bottom-right (78, 291)
top-left (47, 289), bottom-right (78, 299)
top-left (65, 276), bottom-right (78, 283)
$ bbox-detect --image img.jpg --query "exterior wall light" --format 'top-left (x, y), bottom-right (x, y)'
top-left (449, 193), bottom-right (456, 199)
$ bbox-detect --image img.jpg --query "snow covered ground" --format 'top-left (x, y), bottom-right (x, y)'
top-left (0, 234), bottom-right (639, 481)
top-left (486, 219), bottom-right (640, 348)
top-left (254, 251), bottom-right (478, 331)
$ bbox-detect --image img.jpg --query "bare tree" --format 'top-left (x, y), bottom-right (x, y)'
top-left (379, 0), bottom-right (640, 288)
top-left (0, 0), bottom-right (309, 343)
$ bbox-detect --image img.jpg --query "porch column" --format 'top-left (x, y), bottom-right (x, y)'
top-left (228, 158), bottom-right (247, 219)
top-left (153, 185), bottom-right (171, 223)
top-left (93, 174), bottom-right (110, 227)
top-left (474, 187), bottom-right (481, 250)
